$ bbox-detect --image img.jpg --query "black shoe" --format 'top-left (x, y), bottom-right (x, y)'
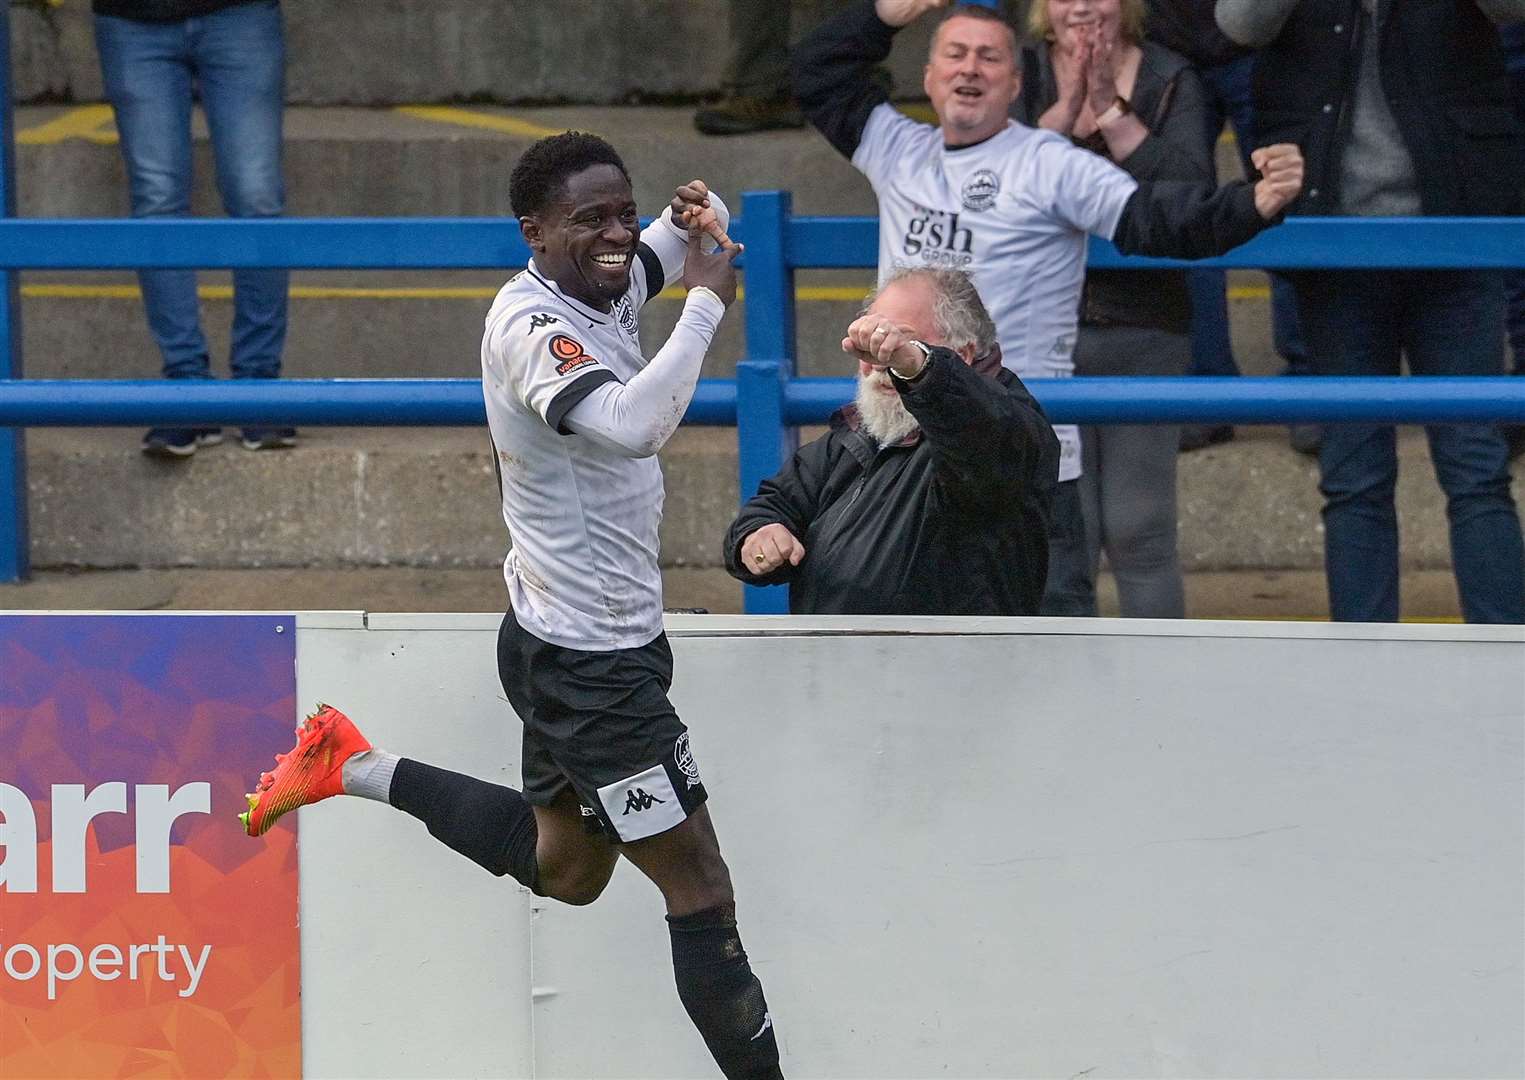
top-left (1289, 424), bottom-right (1323, 456)
top-left (141, 426), bottom-right (223, 459)
top-left (1506, 425), bottom-right (1525, 461)
top-left (1179, 424), bottom-right (1234, 453)
top-left (240, 427), bottom-right (298, 451)
top-left (693, 96), bottom-right (804, 135)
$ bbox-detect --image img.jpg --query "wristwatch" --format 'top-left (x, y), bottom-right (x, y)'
top-left (889, 340), bottom-right (934, 383)
top-left (1096, 96), bottom-right (1132, 127)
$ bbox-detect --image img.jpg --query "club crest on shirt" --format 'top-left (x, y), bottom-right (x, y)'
top-left (549, 333), bottom-right (598, 376)
top-left (614, 297), bottom-right (638, 336)
top-left (961, 169), bottom-right (1001, 212)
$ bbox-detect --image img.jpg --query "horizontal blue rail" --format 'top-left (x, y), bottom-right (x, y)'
top-left (1, 216), bottom-right (1523, 270)
top-left (5, 377), bottom-right (1524, 427)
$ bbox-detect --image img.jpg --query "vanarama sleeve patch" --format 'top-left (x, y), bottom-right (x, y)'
top-left (549, 334), bottom-right (600, 377)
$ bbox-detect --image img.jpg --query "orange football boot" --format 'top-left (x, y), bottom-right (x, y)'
top-left (240, 704), bottom-right (372, 837)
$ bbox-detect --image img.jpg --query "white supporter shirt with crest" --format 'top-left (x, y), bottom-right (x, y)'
top-left (851, 104), bottom-right (1139, 482)
top-left (481, 259), bottom-right (669, 652)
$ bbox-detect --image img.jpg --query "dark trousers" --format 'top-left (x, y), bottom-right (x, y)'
top-left (1296, 270), bottom-right (1525, 623)
top-left (724, 0), bottom-right (791, 98)
top-left (1040, 479), bottom-right (1097, 616)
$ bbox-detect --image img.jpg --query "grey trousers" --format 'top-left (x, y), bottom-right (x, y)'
top-left (1074, 325), bottom-right (1190, 619)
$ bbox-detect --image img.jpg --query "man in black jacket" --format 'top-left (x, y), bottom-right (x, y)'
top-left (1217, 0), bottom-right (1525, 624)
top-left (725, 267), bottom-right (1060, 615)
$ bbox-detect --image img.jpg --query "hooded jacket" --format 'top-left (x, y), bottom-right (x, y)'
top-left (724, 345), bottom-right (1059, 616)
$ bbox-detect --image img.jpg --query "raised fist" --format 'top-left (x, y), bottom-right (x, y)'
top-left (1250, 143), bottom-right (1304, 220)
top-left (874, 0), bottom-right (952, 29)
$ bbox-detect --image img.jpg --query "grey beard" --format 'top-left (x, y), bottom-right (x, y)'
top-left (855, 372), bottom-right (920, 446)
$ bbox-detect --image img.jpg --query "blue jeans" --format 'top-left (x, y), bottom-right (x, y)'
top-left (1296, 270), bottom-right (1525, 624)
top-left (96, 2), bottom-right (287, 381)
top-left (1187, 54), bottom-right (1310, 379)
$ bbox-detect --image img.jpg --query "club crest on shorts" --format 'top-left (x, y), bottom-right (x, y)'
top-left (961, 169), bottom-right (1001, 212)
top-left (549, 333), bottom-right (598, 376)
top-left (674, 733), bottom-right (702, 789)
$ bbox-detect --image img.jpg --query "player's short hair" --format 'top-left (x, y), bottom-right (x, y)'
top-left (864, 268), bottom-right (999, 356)
top-left (1027, 0), bottom-right (1146, 44)
top-left (930, 5), bottom-right (1022, 68)
top-left (509, 131), bottom-right (632, 219)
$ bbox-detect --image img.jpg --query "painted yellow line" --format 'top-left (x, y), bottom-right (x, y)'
top-left (25, 282), bottom-right (1272, 306)
top-left (23, 283), bottom-right (882, 303)
top-left (395, 106), bottom-right (567, 140)
top-left (16, 104), bottom-right (119, 146)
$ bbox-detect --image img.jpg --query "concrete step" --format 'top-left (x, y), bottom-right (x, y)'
top-left (24, 424), bottom-right (1525, 574)
top-left (7, 1), bottom-right (945, 106)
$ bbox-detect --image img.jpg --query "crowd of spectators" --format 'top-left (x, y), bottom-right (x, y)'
top-left (89, 0), bottom-right (1525, 625)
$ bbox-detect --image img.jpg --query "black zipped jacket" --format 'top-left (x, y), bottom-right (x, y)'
top-left (724, 347), bottom-right (1059, 616)
top-left (93, 0), bottom-right (268, 21)
top-left (1250, 0), bottom-right (1525, 216)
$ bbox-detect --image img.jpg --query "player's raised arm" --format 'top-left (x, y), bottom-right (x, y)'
top-left (563, 227), bottom-right (742, 458)
top-left (636, 180), bottom-right (733, 296)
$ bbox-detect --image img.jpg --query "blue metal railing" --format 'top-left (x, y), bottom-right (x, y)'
top-left (3, 211), bottom-right (1525, 607)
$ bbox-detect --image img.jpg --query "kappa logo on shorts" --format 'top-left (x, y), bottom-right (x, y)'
top-left (961, 169), bottom-right (1001, 212)
top-left (622, 787), bottom-right (666, 814)
top-left (674, 733), bottom-right (702, 789)
top-left (598, 763), bottom-right (684, 842)
top-left (549, 333), bottom-right (599, 376)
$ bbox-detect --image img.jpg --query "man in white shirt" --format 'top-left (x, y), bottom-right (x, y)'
top-left (794, 0), bottom-right (1303, 614)
top-left (240, 134), bottom-right (784, 1079)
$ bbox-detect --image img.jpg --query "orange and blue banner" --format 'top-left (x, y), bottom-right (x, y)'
top-left (1, 615), bottom-right (301, 1077)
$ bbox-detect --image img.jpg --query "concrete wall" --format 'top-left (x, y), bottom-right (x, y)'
top-left (295, 614), bottom-right (1525, 1079)
top-left (7, 1), bottom-right (956, 105)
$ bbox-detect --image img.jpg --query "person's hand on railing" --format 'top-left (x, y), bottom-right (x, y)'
top-left (1251, 144), bottom-right (1305, 220)
top-left (681, 221), bottom-right (743, 307)
top-left (741, 523), bottom-right (806, 576)
top-left (874, 0), bottom-right (952, 28)
top-left (672, 180), bottom-right (737, 251)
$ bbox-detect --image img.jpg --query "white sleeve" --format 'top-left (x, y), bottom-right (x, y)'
top-left (562, 288), bottom-right (727, 458)
top-left (488, 309), bottom-right (622, 436)
top-left (634, 192), bottom-right (732, 303)
top-left (1031, 137), bottom-right (1140, 239)
top-left (850, 103), bottom-right (931, 188)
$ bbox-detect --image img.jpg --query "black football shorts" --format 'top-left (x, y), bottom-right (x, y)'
top-left (497, 609), bottom-right (708, 843)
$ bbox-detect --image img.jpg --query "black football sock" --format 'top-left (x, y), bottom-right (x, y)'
top-left (668, 905), bottom-right (783, 1080)
top-left (387, 757), bottom-right (540, 893)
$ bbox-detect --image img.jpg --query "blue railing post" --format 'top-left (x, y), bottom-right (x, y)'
top-left (0, 13), bottom-right (28, 582)
top-left (737, 191), bottom-right (798, 615)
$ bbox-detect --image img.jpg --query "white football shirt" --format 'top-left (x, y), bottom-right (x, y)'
top-left (851, 103), bottom-right (1139, 481)
top-left (481, 253), bottom-right (678, 651)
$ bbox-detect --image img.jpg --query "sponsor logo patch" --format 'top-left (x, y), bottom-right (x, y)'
top-left (549, 333), bottom-right (598, 376)
top-left (961, 169), bottom-right (1001, 211)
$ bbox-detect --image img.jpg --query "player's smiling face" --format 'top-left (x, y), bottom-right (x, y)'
top-left (524, 163), bottom-right (639, 312)
top-left (924, 14), bottom-right (1022, 147)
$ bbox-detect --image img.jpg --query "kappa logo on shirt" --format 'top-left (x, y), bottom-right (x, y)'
top-left (549, 333), bottom-right (599, 376)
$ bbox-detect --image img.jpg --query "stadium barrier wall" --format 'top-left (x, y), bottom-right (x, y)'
top-left (292, 613), bottom-right (1525, 1079)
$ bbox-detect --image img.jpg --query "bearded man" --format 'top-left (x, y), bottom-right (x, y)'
top-left (724, 267), bottom-right (1058, 615)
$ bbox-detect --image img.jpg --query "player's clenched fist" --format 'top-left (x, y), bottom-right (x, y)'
top-left (741, 523), bottom-right (805, 576)
top-left (671, 179), bottom-right (736, 251)
top-left (842, 314), bottom-right (926, 377)
top-left (875, 0), bottom-right (951, 27)
top-left (1251, 144), bottom-right (1304, 220)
